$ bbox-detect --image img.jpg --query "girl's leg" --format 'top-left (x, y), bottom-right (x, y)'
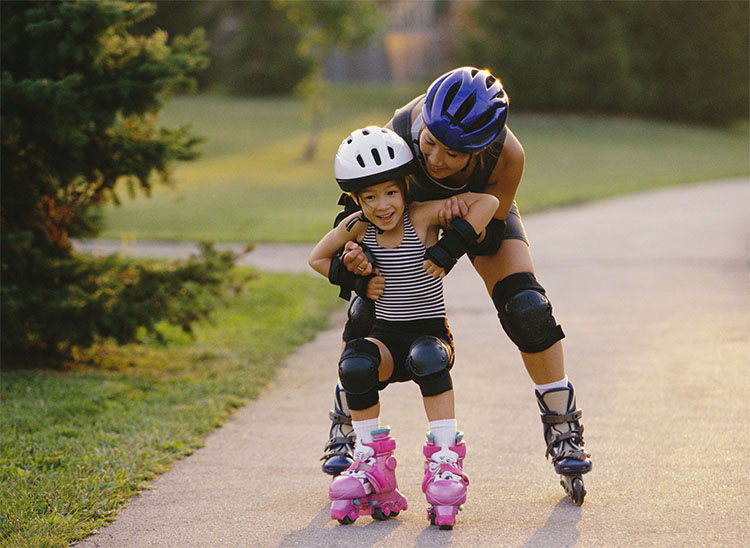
top-left (421, 388), bottom-right (468, 530)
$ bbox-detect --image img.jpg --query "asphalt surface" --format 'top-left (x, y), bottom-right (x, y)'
top-left (75, 178), bottom-right (749, 548)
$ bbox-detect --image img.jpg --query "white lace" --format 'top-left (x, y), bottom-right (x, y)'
top-left (428, 447), bottom-right (463, 482)
top-left (343, 445), bottom-right (375, 494)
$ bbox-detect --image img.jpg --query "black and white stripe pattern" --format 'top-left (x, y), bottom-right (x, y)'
top-left (363, 210), bottom-right (446, 321)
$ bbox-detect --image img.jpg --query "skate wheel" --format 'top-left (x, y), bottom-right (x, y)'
top-left (560, 475), bottom-right (586, 506)
top-left (438, 524), bottom-right (454, 531)
top-left (570, 476), bottom-right (586, 506)
top-left (337, 516), bottom-right (355, 525)
top-left (372, 508), bottom-right (390, 521)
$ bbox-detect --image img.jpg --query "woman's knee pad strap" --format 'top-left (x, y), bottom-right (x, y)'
top-left (492, 272), bottom-right (565, 353)
top-left (338, 338), bottom-right (380, 410)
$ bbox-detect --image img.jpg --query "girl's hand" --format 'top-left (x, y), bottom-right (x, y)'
top-left (342, 240), bottom-right (373, 276)
top-left (437, 196), bottom-right (469, 228)
top-left (423, 259), bottom-right (447, 278)
top-left (365, 269), bottom-right (385, 300)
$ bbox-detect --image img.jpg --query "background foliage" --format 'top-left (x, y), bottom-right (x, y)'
top-left (461, 0), bottom-right (749, 125)
top-left (0, 0), bottom-right (222, 357)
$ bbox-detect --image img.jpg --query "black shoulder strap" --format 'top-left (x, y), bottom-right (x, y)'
top-left (391, 95), bottom-right (424, 143)
top-left (467, 126), bottom-right (508, 192)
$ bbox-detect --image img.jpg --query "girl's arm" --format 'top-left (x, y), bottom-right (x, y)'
top-left (414, 192), bottom-right (499, 239)
top-left (413, 192), bottom-right (499, 278)
top-left (308, 212), bottom-right (365, 277)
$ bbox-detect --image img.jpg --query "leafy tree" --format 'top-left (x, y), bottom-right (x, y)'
top-left (1, 0), bottom-right (235, 358)
top-left (462, 0), bottom-right (749, 124)
top-left (135, 1), bottom-right (310, 95)
top-left (275, 0), bottom-right (382, 160)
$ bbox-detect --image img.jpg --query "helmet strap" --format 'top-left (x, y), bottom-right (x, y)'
top-left (460, 154), bottom-right (473, 173)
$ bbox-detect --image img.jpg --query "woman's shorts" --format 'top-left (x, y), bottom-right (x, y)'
top-left (503, 202), bottom-right (529, 244)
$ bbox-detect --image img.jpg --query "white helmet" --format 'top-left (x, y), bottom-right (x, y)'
top-left (334, 126), bottom-right (415, 193)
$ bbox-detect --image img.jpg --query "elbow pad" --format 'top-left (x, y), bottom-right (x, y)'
top-left (423, 217), bottom-right (479, 273)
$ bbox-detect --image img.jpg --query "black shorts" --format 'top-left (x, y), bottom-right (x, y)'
top-left (502, 202), bottom-right (529, 245)
top-left (370, 318), bottom-right (455, 389)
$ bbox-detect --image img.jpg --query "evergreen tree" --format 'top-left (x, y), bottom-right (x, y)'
top-left (1, 1), bottom-right (234, 358)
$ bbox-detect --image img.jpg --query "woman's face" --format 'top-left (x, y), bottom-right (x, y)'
top-left (419, 127), bottom-right (471, 179)
top-left (355, 180), bottom-right (406, 232)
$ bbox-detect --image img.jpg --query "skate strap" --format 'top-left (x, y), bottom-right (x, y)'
top-left (329, 410), bottom-right (353, 425)
top-left (429, 462), bottom-right (470, 484)
top-left (348, 460), bottom-right (389, 492)
top-left (541, 409), bottom-right (582, 425)
top-left (324, 436), bottom-right (354, 450)
top-left (545, 430), bottom-right (585, 460)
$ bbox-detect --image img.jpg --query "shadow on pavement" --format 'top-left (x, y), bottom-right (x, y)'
top-left (522, 498), bottom-right (582, 548)
top-left (277, 503), bottom-right (405, 548)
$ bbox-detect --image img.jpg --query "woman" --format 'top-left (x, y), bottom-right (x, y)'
top-left (322, 67), bottom-right (591, 505)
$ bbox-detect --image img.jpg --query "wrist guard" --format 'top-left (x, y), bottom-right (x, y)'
top-left (328, 244), bottom-right (375, 300)
top-left (424, 217), bottom-right (479, 274)
top-left (467, 218), bottom-right (506, 256)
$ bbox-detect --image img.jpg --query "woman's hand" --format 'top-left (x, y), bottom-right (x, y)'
top-left (365, 269), bottom-right (386, 300)
top-left (437, 196), bottom-right (469, 228)
top-left (341, 240), bottom-right (373, 276)
top-left (423, 259), bottom-right (447, 278)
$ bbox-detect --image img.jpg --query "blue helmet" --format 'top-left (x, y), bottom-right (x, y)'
top-left (423, 67), bottom-right (509, 153)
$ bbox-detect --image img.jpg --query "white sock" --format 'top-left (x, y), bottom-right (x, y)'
top-left (351, 417), bottom-right (380, 445)
top-left (429, 419), bottom-right (458, 448)
top-left (535, 376), bottom-right (569, 395)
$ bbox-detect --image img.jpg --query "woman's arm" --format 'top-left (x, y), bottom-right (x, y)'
top-left (484, 127), bottom-right (525, 221)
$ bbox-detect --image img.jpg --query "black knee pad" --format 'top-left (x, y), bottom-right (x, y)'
top-left (338, 338), bottom-right (380, 410)
top-left (492, 272), bottom-right (565, 354)
top-left (405, 336), bottom-right (455, 397)
top-left (342, 296), bottom-right (375, 342)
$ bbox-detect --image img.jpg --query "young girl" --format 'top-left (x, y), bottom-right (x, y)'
top-left (309, 126), bottom-right (498, 529)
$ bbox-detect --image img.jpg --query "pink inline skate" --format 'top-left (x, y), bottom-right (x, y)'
top-left (328, 427), bottom-right (408, 524)
top-left (422, 433), bottom-right (469, 530)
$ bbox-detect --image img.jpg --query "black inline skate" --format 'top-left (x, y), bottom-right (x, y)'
top-left (536, 382), bottom-right (591, 505)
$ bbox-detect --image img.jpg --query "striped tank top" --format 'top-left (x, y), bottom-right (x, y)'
top-left (362, 210), bottom-right (446, 321)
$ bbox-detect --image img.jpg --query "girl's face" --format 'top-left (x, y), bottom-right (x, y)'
top-left (419, 127), bottom-right (471, 179)
top-left (356, 180), bottom-right (406, 232)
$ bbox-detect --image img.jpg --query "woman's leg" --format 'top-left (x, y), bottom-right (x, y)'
top-left (472, 238), bottom-right (566, 383)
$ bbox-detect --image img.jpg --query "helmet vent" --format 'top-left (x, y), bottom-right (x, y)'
top-left (485, 75), bottom-right (496, 89)
top-left (362, 129), bottom-right (370, 135)
top-left (347, 138), bottom-right (353, 144)
top-left (371, 148), bottom-right (382, 165)
top-left (467, 108), bottom-right (497, 134)
top-left (453, 92), bottom-right (476, 126)
top-left (442, 82), bottom-right (461, 115)
top-left (387, 146), bottom-right (395, 160)
top-left (356, 154), bottom-right (365, 168)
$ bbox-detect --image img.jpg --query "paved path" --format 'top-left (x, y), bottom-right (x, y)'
top-left (76, 179), bottom-right (749, 548)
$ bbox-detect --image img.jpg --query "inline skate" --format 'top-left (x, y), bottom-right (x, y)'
top-left (329, 428), bottom-right (408, 524)
top-left (422, 433), bottom-right (469, 530)
top-left (536, 382), bottom-right (591, 505)
top-left (321, 384), bottom-right (354, 475)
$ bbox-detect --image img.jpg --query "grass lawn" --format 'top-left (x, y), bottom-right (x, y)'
top-left (98, 84), bottom-right (749, 243)
top-left (0, 269), bottom-right (340, 548)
